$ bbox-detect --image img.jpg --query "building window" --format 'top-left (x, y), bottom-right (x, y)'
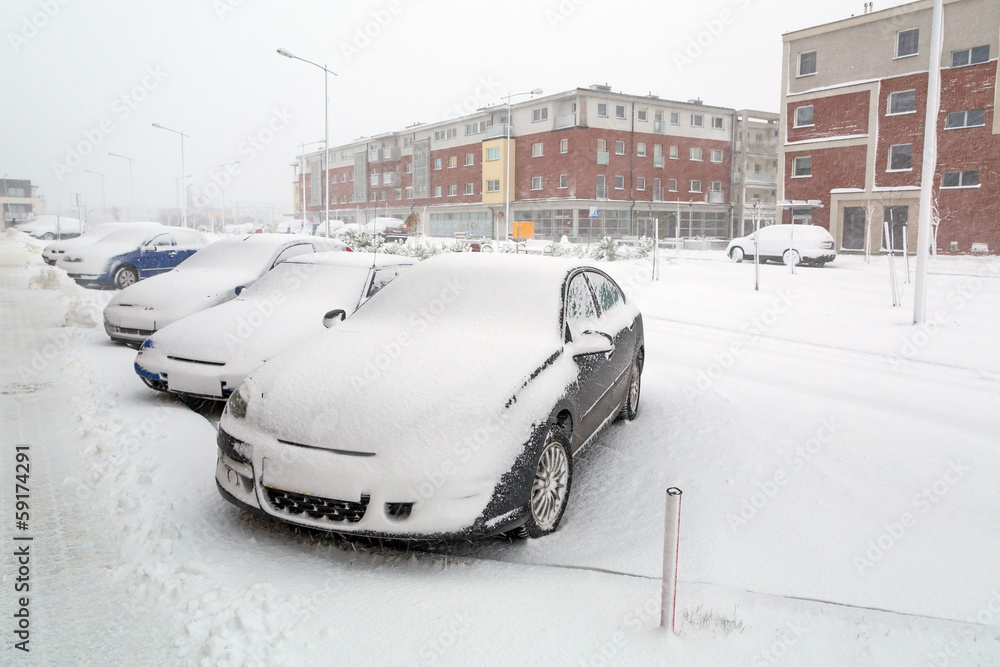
top-left (690, 114), bottom-right (704, 127)
top-left (340, 173), bottom-right (347, 182)
top-left (531, 176), bottom-right (543, 190)
top-left (447, 184), bottom-right (457, 196)
top-left (394, 188), bottom-right (402, 200)
top-left (596, 175), bottom-right (607, 198)
top-left (637, 108), bottom-right (648, 122)
top-left (560, 138), bottom-right (568, 153)
top-left (433, 186), bottom-right (442, 197)
top-left (669, 145), bottom-right (678, 159)
top-left (614, 175), bottom-right (625, 190)
top-left (689, 180), bottom-right (702, 193)
top-left (690, 147), bottom-right (703, 161)
top-left (668, 178), bottom-right (678, 192)
top-left (636, 176), bottom-right (646, 191)
top-left (709, 181), bottom-right (722, 192)
top-left (711, 149), bottom-right (723, 163)
top-left (888, 144), bottom-right (912, 171)
top-left (670, 111), bottom-right (679, 125)
top-left (597, 103), bottom-right (608, 117)
top-left (712, 116), bottom-right (724, 130)
top-left (340, 195), bottom-right (347, 203)
top-left (946, 109), bottom-right (986, 129)
top-left (793, 155), bottom-right (812, 177)
top-left (532, 107), bottom-right (548, 122)
top-left (406, 163), bottom-right (413, 174)
top-left (532, 142), bottom-right (544, 157)
top-left (952, 45), bottom-right (990, 67)
top-left (465, 153), bottom-right (474, 166)
top-left (433, 128), bottom-right (457, 141)
top-left (405, 187), bottom-right (413, 199)
top-left (637, 143), bottom-right (647, 157)
top-left (465, 120), bottom-right (489, 135)
top-left (559, 174), bottom-right (568, 189)
top-left (792, 208), bottom-right (814, 226)
top-left (615, 105), bottom-right (626, 119)
top-left (941, 170), bottom-right (980, 188)
top-left (486, 179), bottom-right (501, 192)
top-left (433, 158), bottom-right (442, 170)
top-left (615, 140), bottom-right (626, 155)
top-left (896, 28), bottom-right (919, 58)
top-left (798, 50), bottom-right (817, 76)
top-left (486, 147), bottom-right (500, 161)
top-left (888, 90), bottom-right (917, 115)
top-left (465, 182), bottom-right (474, 195)
top-left (370, 192), bottom-right (377, 202)
top-left (448, 156), bottom-right (458, 168)
top-left (794, 105), bottom-right (814, 127)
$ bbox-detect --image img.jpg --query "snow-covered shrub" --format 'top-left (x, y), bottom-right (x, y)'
top-left (589, 236), bottom-right (619, 261)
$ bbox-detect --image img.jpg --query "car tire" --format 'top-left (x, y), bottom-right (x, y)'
top-left (619, 352), bottom-right (642, 421)
top-left (42, 232), bottom-right (56, 240)
top-left (515, 428), bottom-right (573, 539)
top-left (481, 244), bottom-right (493, 253)
top-left (729, 247), bottom-right (745, 263)
top-left (113, 265), bottom-right (139, 289)
top-left (783, 249), bottom-right (801, 266)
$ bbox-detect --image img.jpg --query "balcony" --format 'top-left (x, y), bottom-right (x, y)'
top-left (554, 112), bottom-right (585, 130)
top-left (382, 146), bottom-right (399, 162)
top-left (653, 121), bottom-right (665, 135)
top-left (745, 141), bottom-right (778, 155)
top-left (596, 185), bottom-right (608, 199)
top-left (745, 173), bottom-right (777, 186)
top-left (652, 187), bottom-right (664, 202)
top-left (485, 123), bottom-right (513, 139)
top-left (370, 174), bottom-right (379, 187)
top-left (653, 155), bottom-right (665, 169)
top-left (382, 172), bottom-right (401, 187)
top-left (597, 150), bottom-right (610, 165)
top-left (708, 191), bottom-right (725, 204)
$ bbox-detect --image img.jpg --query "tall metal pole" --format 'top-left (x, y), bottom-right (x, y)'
top-left (324, 65), bottom-right (329, 230)
top-left (505, 94), bottom-right (512, 244)
top-left (109, 153), bottom-right (136, 221)
top-left (913, 0), bottom-right (944, 324)
top-left (84, 170), bottom-right (106, 211)
top-left (152, 123), bottom-right (189, 228)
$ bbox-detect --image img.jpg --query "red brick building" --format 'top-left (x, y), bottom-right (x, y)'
top-left (779, 0), bottom-right (1000, 254)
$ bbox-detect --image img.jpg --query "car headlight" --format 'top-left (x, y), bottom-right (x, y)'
top-left (225, 381), bottom-right (251, 420)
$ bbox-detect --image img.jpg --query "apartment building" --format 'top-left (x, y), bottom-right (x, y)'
top-left (1, 178), bottom-right (42, 226)
top-left (779, 0), bottom-right (1000, 253)
top-left (732, 110), bottom-right (782, 236)
top-left (295, 86), bottom-right (779, 241)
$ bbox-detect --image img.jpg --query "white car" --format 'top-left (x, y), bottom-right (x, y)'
top-left (103, 234), bottom-right (348, 347)
top-left (15, 215), bottom-right (85, 240)
top-left (134, 253), bottom-right (416, 402)
top-left (727, 224), bottom-right (836, 266)
top-left (43, 222), bottom-right (162, 266)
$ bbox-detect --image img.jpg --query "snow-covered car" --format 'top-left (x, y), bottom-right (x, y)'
top-left (103, 234), bottom-right (349, 347)
top-left (727, 223), bottom-right (836, 266)
top-left (215, 253), bottom-right (644, 541)
top-left (43, 222), bottom-right (162, 265)
top-left (15, 215), bottom-right (86, 240)
top-left (58, 226), bottom-right (209, 288)
top-left (133, 252), bottom-right (416, 401)
top-left (313, 220), bottom-right (346, 237)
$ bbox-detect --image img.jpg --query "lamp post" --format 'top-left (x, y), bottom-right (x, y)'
top-left (152, 123), bottom-right (189, 228)
top-left (216, 161), bottom-right (240, 233)
top-left (1, 174), bottom-right (9, 227)
top-left (172, 175), bottom-right (192, 227)
top-left (298, 139), bottom-right (326, 234)
top-left (108, 152), bottom-right (135, 221)
top-left (277, 49), bottom-right (337, 231)
top-left (501, 88), bottom-right (542, 243)
top-left (84, 170), bottom-right (107, 216)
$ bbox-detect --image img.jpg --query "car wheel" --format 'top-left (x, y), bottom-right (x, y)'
top-left (729, 247), bottom-right (745, 263)
top-left (619, 353), bottom-right (642, 421)
top-left (42, 232), bottom-right (56, 240)
top-left (113, 265), bottom-right (139, 289)
top-left (783, 249), bottom-right (801, 266)
top-left (481, 244), bottom-right (493, 253)
top-left (516, 428), bottom-right (573, 539)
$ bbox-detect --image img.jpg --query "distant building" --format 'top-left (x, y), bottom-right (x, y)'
top-left (732, 110), bottom-right (781, 236)
top-left (294, 85), bottom-right (779, 241)
top-left (1, 178), bottom-right (42, 227)
top-left (779, 0), bottom-right (1000, 254)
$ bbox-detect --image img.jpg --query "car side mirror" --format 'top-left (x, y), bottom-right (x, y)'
top-left (323, 309), bottom-right (347, 328)
top-left (234, 285), bottom-right (246, 296)
top-left (566, 330), bottom-right (614, 358)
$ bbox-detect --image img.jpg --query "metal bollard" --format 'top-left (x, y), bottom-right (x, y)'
top-left (660, 487), bottom-right (683, 633)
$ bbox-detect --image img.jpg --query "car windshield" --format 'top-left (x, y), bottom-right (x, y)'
top-left (242, 262), bottom-right (371, 302)
top-left (175, 238), bottom-right (290, 272)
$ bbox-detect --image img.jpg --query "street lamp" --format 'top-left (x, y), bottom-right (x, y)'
top-left (277, 48), bottom-right (337, 230)
top-left (1, 174), bottom-right (9, 226)
top-left (84, 170), bottom-right (107, 214)
top-left (216, 161), bottom-right (240, 233)
top-left (152, 123), bottom-right (189, 228)
top-left (172, 175), bottom-right (192, 226)
top-left (108, 152), bottom-right (135, 221)
top-left (502, 88), bottom-right (542, 243)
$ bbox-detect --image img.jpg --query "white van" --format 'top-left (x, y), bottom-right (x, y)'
top-left (727, 224), bottom-right (836, 266)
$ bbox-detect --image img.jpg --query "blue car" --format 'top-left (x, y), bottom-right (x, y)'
top-left (57, 226), bottom-right (209, 288)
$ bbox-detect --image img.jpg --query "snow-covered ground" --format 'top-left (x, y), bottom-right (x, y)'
top-left (2, 230), bottom-right (999, 666)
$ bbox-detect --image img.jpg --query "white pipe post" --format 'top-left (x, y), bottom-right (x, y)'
top-left (914, 0), bottom-right (944, 324)
top-left (660, 487), bottom-right (683, 633)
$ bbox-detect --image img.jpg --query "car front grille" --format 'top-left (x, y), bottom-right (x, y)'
top-left (108, 325), bottom-right (155, 336)
top-left (265, 487), bottom-right (370, 523)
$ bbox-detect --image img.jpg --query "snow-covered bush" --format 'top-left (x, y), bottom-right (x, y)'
top-left (589, 236), bottom-right (620, 261)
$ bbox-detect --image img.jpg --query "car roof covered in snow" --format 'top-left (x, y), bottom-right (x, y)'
top-left (283, 251), bottom-right (416, 268)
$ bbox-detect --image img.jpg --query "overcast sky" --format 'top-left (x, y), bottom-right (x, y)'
top-left (1, 0), bottom-right (913, 217)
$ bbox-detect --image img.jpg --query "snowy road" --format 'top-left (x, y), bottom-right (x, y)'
top-left (3, 232), bottom-right (999, 666)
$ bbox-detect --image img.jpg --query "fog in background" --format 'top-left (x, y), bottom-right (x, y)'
top-left (1, 0), bottom-right (912, 218)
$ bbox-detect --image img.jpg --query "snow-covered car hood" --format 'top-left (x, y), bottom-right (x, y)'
top-left (15, 216), bottom-right (85, 238)
top-left (107, 268), bottom-right (255, 324)
top-left (234, 254), bottom-right (583, 482)
top-left (43, 223), bottom-right (162, 261)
